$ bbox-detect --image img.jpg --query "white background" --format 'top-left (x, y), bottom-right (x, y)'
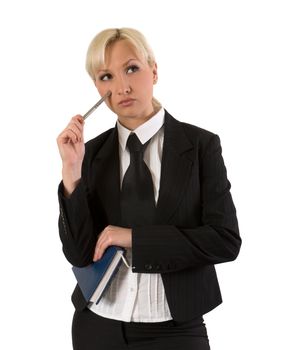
top-left (0, 0), bottom-right (286, 349)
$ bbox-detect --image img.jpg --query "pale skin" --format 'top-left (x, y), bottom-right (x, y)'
top-left (56, 39), bottom-right (158, 261)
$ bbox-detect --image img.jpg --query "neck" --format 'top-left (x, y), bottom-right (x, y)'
top-left (117, 108), bottom-right (160, 131)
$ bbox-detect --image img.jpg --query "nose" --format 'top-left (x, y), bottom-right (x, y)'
top-left (116, 74), bottom-right (131, 95)
top-left (123, 87), bottom-right (131, 95)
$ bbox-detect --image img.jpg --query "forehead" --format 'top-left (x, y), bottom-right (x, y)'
top-left (103, 40), bottom-right (145, 68)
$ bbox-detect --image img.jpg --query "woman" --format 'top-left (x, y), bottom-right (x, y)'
top-left (57, 28), bottom-right (241, 350)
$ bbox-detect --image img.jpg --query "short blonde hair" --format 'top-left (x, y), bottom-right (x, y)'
top-left (85, 27), bottom-right (161, 110)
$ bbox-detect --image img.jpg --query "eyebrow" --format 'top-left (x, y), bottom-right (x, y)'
top-left (98, 58), bottom-right (139, 74)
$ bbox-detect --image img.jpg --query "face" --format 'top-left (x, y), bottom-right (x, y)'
top-left (94, 39), bottom-right (158, 129)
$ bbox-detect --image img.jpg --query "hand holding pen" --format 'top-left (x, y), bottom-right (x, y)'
top-left (56, 91), bottom-right (111, 196)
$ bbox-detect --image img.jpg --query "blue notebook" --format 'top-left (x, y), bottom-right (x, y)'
top-left (72, 246), bottom-right (125, 304)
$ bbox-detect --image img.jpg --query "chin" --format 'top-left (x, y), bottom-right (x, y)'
top-left (116, 107), bottom-right (138, 118)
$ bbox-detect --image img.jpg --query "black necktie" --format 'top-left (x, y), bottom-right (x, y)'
top-left (120, 133), bottom-right (156, 226)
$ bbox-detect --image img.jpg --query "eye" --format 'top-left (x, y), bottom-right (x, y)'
top-left (99, 73), bottom-right (112, 81)
top-left (126, 65), bottom-right (139, 74)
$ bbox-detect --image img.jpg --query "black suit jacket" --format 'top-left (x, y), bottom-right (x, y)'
top-left (58, 110), bottom-right (241, 321)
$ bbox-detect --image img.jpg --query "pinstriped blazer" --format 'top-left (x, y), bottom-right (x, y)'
top-left (58, 110), bottom-right (241, 321)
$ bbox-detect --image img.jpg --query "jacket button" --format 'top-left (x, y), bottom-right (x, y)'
top-left (145, 264), bottom-right (153, 271)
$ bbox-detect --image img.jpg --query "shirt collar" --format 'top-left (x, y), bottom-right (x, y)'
top-left (117, 107), bottom-right (165, 151)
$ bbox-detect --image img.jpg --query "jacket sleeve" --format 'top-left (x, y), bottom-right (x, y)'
top-left (58, 179), bottom-right (97, 267)
top-left (131, 134), bottom-right (241, 273)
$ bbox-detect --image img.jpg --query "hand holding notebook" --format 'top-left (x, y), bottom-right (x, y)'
top-left (72, 246), bottom-right (129, 305)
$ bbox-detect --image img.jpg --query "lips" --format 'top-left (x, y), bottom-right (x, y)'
top-left (118, 98), bottom-right (135, 106)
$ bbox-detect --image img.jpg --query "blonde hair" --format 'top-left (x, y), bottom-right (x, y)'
top-left (86, 27), bottom-right (161, 110)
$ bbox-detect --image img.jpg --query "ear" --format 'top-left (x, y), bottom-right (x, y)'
top-left (152, 62), bottom-right (158, 84)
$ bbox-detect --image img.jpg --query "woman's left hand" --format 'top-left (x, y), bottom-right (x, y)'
top-left (93, 225), bottom-right (132, 261)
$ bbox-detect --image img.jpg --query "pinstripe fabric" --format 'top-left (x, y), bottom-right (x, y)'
top-left (89, 108), bottom-right (172, 322)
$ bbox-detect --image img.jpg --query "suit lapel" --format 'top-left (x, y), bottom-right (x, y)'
top-left (156, 111), bottom-right (195, 223)
top-left (93, 128), bottom-right (122, 225)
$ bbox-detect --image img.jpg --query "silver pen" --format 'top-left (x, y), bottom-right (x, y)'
top-left (82, 90), bottom-right (112, 120)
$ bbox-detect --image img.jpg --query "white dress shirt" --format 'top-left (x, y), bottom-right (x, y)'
top-left (89, 108), bottom-right (172, 322)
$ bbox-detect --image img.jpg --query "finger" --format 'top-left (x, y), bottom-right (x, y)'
top-left (57, 131), bottom-right (76, 145)
top-left (58, 129), bottom-right (78, 144)
top-left (66, 127), bottom-right (81, 141)
top-left (69, 115), bottom-right (85, 131)
top-left (95, 237), bottom-right (107, 259)
top-left (93, 243), bottom-right (106, 261)
top-left (65, 123), bottom-right (82, 141)
top-left (73, 114), bottom-right (85, 124)
top-left (93, 237), bottom-right (111, 261)
top-left (93, 235), bottom-right (104, 261)
top-left (65, 115), bottom-right (85, 141)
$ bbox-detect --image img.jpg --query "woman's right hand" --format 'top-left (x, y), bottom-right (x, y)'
top-left (57, 115), bottom-right (85, 196)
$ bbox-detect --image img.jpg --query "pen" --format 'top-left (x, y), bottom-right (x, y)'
top-left (82, 90), bottom-right (112, 120)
